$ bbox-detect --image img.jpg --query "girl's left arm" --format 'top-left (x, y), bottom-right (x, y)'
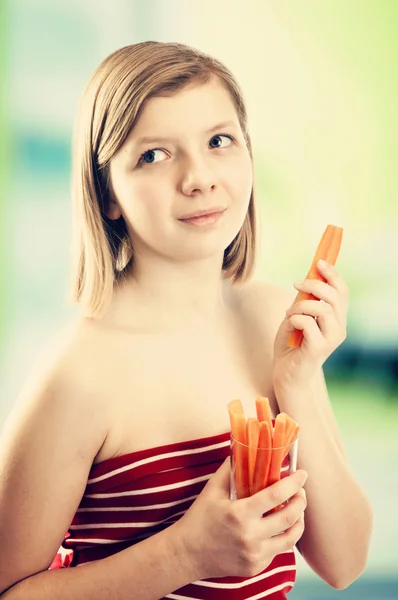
top-left (245, 261), bottom-right (373, 590)
top-left (275, 367), bottom-right (373, 590)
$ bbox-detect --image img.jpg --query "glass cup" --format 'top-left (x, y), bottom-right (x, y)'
top-left (230, 433), bottom-right (299, 507)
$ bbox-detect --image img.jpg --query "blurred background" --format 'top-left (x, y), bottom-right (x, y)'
top-left (0, 0), bottom-right (397, 597)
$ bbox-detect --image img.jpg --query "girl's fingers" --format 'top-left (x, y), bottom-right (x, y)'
top-left (316, 260), bottom-right (350, 297)
top-left (292, 268), bottom-right (349, 326)
top-left (286, 299), bottom-right (346, 336)
top-left (293, 279), bottom-right (339, 306)
top-left (286, 299), bottom-right (334, 319)
top-left (288, 310), bottom-right (347, 350)
top-left (310, 309), bottom-right (345, 344)
top-left (262, 490), bottom-right (307, 538)
top-left (247, 470), bottom-right (308, 516)
top-left (268, 515), bottom-right (305, 554)
top-left (288, 314), bottom-right (325, 350)
top-left (293, 279), bottom-right (348, 327)
top-left (293, 264), bottom-right (349, 307)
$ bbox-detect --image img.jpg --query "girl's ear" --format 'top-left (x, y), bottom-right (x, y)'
top-left (106, 181), bottom-right (122, 220)
top-left (107, 197), bottom-right (122, 220)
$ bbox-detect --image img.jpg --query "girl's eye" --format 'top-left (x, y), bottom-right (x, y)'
top-left (209, 134), bottom-right (234, 149)
top-left (138, 134), bottom-right (234, 166)
top-left (139, 148), bottom-right (168, 165)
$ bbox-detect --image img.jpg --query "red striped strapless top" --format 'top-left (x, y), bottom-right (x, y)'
top-left (50, 431), bottom-right (296, 599)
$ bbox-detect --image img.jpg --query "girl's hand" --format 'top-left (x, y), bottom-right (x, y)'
top-left (273, 260), bottom-right (349, 395)
top-left (174, 458), bottom-right (307, 580)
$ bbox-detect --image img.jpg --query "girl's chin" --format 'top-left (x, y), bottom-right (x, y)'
top-left (176, 243), bottom-right (235, 266)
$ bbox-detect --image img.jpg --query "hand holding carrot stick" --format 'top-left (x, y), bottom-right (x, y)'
top-left (288, 224), bottom-right (343, 348)
top-left (273, 224), bottom-right (350, 395)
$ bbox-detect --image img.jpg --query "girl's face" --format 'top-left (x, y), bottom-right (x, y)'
top-left (108, 78), bottom-right (253, 266)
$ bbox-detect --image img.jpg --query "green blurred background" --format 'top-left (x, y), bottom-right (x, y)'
top-left (0, 1), bottom-right (397, 597)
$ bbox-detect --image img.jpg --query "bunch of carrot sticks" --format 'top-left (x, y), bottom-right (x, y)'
top-left (228, 398), bottom-right (299, 499)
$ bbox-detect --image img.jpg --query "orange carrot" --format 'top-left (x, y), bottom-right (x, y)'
top-left (228, 400), bottom-right (249, 498)
top-left (288, 224), bottom-right (343, 348)
top-left (279, 413), bottom-right (299, 446)
top-left (277, 413), bottom-right (299, 467)
top-left (227, 401), bottom-right (300, 500)
top-left (255, 397), bottom-right (273, 431)
top-left (252, 421), bottom-right (272, 495)
top-left (227, 400), bottom-right (246, 441)
top-left (267, 414), bottom-right (287, 486)
top-left (247, 418), bottom-right (260, 494)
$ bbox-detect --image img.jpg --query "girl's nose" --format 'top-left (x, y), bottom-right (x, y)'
top-left (180, 157), bottom-right (217, 196)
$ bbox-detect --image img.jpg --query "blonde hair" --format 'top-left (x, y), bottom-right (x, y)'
top-left (70, 41), bottom-right (257, 318)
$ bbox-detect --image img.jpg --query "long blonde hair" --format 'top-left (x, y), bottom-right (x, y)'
top-left (70, 41), bottom-right (257, 318)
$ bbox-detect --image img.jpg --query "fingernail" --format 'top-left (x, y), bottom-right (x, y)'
top-left (318, 259), bottom-right (328, 268)
top-left (297, 469), bottom-right (308, 484)
top-left (293, 280), bottom-right (305, 287)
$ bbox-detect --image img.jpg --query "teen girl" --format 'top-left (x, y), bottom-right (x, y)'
top-left (0, 42), bottom-right (372, 599)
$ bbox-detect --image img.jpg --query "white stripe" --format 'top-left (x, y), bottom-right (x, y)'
top-left (65, 537), bottom-right (133, 545)
top-left (194, 564), bottom-right (295, 588)
top-left (66, 529), bottom-right (159, 547)
top-left (166, 596), bottom-right (199, 600)
top-left (89, 440), bottom-right (230, 484)
top-left (85, 473), bottom-right (212, 498)
top-left (69, 509), bottom-right (187, 530)
top-left (165, 580), bottom-right (295, 600)
top-left (77, 494), bottom-right (199, 512)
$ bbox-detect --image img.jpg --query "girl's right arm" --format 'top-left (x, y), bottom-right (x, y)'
top-left (0, 354), bottom-right (200, 599)
top-left (0, 355), bottom-right (307, 599)
top-left (2, 525), bottom-right (198, 599)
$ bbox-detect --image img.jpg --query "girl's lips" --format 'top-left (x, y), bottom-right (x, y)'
top-left (179, 210), bottom-right (225, 226)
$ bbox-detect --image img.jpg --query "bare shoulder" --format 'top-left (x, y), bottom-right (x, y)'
top-left (0, 318), bottom-right (111, 592)
top-left (5, 317), bottom-right (110, 460)
top-left (232, 278), bottom-right (295, 336)
top-left (238, 278), bottom-right (295, 308)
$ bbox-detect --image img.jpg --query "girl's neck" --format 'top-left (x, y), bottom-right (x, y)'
top-left (108, 256), bottom-right (236, 331)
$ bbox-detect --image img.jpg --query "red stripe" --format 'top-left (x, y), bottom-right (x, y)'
top-left (79, 482), bottom-right (205, 508)
top-left (73, 499), bottom-right (195, 526)
top-left (97, 461), bottom-right (215, 493)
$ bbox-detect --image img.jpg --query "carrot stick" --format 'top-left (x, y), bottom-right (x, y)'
top-left (278, 413), bottom-right (299, 446)
top-left (246, 418), bottom-right (260, 494)
top-left (277, 413), bottom-right (300, 468)
top-left (227, 399), bottom-right (246, 442)
top-left (267, 414), bottom-right (287, 486)
top-left (252, 421), bottom-right (272, 495)
top-left (288, 224), bottom-right (343, 348)
top-left (228, 400), bottom-right (249, 498)
top-left (255, 397), bottom-right (273, 431)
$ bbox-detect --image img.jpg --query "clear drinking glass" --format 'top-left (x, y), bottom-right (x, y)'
top-left (230, 433), bottom-right (299, 506)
